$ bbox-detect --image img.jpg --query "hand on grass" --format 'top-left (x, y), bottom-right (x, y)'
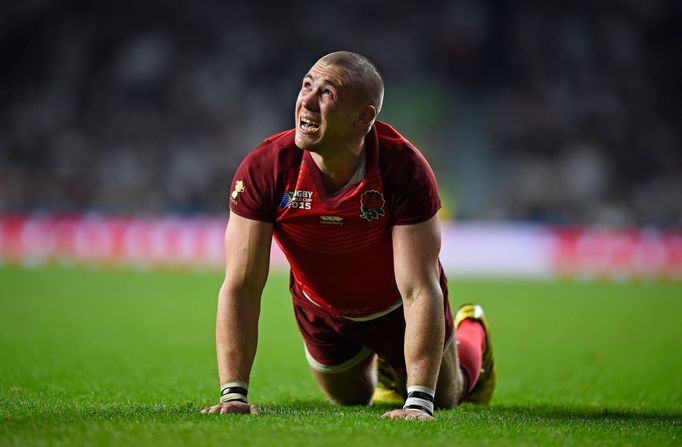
top-left (382, 408), bottom-right (433, 420)
top-left (201, 401), bottom-right (259, 415)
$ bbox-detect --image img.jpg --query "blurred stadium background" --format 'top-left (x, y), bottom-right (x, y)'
top-left (0, 0), bottom-right (680, 278)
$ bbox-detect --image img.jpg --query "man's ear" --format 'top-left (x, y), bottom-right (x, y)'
top-left (357, 105), bottom-right (377, 127)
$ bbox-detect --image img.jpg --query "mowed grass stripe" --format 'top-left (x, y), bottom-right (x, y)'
top-left (1, 266), bottom-right (681, 446)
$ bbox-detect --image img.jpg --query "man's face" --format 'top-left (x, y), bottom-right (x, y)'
top-left (294, 61), bottom-right (360, 152)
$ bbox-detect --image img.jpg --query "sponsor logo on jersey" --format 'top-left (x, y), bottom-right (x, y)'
top-left (360, 190), bottom-right (385, 221)
top-left (230, 180), bottom-right (245, 205)
top-left (279, 190), bottom-right (314, 210)
top-left (319, 215), bottom-right (343, 225)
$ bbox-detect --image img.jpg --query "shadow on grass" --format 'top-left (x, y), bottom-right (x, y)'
top-left (4, 397), bottom-right (681, 425)
top-left (199, 400), bottom-right (682, 424)
top-left (260, 400), bottom-right (682, 422)
top-left (447, 403), bottom-right (682, 425)
top-left (2, 397), bottom-right (382, 421)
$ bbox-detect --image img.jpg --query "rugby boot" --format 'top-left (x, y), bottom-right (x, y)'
top-left (372, 356), bottom-right (403, 405)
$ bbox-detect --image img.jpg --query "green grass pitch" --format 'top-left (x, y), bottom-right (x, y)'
top-left (1, 266), bottom-right (681, 446)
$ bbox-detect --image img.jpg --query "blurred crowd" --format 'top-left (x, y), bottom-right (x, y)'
top-left (1, 0), bottom-right (680, 226)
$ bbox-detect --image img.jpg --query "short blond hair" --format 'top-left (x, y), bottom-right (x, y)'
top-left (319, 51), bottom-right (384, 115)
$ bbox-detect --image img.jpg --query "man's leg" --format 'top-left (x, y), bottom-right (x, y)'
top-left (435, 304), bottom-right (494, 408)
top-left (433, 339), bottom-right (465, 408)
top-left (375, 336), bottom-right (466, 409)
top-left (309, 350), bottom-right (377, 405)
top-left (293, 297), bottom-right (381, 406)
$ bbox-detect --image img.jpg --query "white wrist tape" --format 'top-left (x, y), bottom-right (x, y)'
top-left (403, 385), bottom-right (435, 416)
top-left (220, 381), bottom-right (249, 403)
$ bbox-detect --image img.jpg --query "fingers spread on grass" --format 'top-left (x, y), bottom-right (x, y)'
top-left (206, 404), bottom-right (224, 414)
top-left (382, 409), bottom-right (433, 420)
top-left (201, 401), bottom-right (258, 415)
top-left (221, 401), bottom-right (254, 415)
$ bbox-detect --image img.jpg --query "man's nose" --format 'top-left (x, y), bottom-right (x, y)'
top-left (301, 90), bottom-right (319, 111)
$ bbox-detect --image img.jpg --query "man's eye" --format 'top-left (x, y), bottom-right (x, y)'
top-left (303, 82), bottom-right (312, 89)
top-left (323, 89), bottom-right (334, 98)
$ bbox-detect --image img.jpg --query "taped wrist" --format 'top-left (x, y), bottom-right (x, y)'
top-left (220, 381), bottom-right (249, 404)
top-left (402, 385), bottom-right (435, 416)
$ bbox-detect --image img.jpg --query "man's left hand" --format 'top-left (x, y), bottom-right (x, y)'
top-left (382, 408), bottom-right (433, 420)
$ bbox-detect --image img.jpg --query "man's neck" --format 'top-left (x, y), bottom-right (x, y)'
top-left (310, 139), bottom-right (366, 193)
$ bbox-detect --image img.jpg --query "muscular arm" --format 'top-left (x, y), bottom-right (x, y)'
top-left (203, 212), bottom-right (273, 414)
top-left (386, 214), bottom-right (444, 418)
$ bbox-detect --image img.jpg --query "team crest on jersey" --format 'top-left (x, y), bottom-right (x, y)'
top-left (230, 180), bottom-right (245, 204)
top-left (279, 190), bottom-right (314, 210)
top-left (360, 190), bottom-right (385, 221)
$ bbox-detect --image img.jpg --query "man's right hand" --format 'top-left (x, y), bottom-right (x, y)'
top-left (201, 401), bottom-right (259, 415)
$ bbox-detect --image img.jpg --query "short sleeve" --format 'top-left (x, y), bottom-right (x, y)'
top-left (382, 146), bottom-right (441, 225)
top-left (228, 149), bottom-right (277, 222)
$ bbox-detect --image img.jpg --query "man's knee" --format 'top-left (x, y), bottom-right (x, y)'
top-left (310, 352), bottom-right (376, 406)
top-left (434, 392), bottom-right (459, 409)
top-left (325, 385), bottom-right (374, 406)
top-left (434, 343), bottom-right (465, 409)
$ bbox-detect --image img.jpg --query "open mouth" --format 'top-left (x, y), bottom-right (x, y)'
top-left (299, 117), bottom-right (320, 134)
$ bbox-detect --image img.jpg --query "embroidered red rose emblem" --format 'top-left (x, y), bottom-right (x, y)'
top-left (360, 190), bottom-right (385, 221)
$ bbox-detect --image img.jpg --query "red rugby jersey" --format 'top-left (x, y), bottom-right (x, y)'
top-left (229, 121), bottom-right (443, 318)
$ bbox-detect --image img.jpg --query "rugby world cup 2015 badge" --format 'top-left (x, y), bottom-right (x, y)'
top-left (279, 190), bottom-right (314, 210)
top-left (360, 190), bottom-right (385, 221)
